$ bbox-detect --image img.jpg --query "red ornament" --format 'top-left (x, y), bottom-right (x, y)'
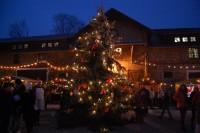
top-left (70, 91), bottom-right (73, 96)
top-left (101, 89), bottom-right (107, 95)
top-left (90, 43), bottom-right (99, 50)
top-left (106, 78), bottom-right (113, 84)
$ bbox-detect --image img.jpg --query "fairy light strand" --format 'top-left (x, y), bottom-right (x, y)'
top-left (0, 60), bottom-right (87, 72)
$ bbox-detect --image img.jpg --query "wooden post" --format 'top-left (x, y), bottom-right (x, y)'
top-left (144, 53), bottom-right (147, 78)
top-left (144, 49), bottom-right (149, 78)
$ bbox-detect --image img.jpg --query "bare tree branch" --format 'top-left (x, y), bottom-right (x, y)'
top-left (8, 20), bottom-right (29, 38)
top-left (52, 13), bottom-right (84, 35)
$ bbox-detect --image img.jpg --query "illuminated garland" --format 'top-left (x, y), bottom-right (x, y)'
top-left (0, 60), bottom-right (122, 74)
top-left (132, 60), bottom-right (199, 70)
top-left (0, 60), bottom-right (87, 72)
top-left (0, 59), bottom-right (198, 72)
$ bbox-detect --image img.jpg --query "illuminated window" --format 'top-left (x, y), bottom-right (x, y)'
top-left (24, 44), bottom-right (29, 49)
top-left (114, 48), bottom-right (122, 55)
top-left (174, 37), bottom-right (180, 43)
top-left (54, 42), bottom-right (59, 47)
top-left (48, 42), bottom-right (52, 47)
top-left (189, 48), bottom-right (193, 58)
top-left (41, 43), bottom-right (46, 48)
top-left (189, 48), bottom-right (199, 58)
top-left (182, 37), bottom-right (188, 42)
top-left (190, 37), bottom-right (196, 42)
top-left (194, 49), bottom-right (199, 58)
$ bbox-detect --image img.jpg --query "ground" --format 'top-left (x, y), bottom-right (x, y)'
top-left (32, 105), bottom-right (195, 133)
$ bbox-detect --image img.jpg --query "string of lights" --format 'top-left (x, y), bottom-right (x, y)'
top-left (132, 60), bottom-right (199, 70)
top-left (0, 59), bottom-right (198, 72)
top-left (0, 60), bottom-right (87, 72)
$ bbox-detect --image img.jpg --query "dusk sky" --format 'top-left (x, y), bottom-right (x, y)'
top-left (0, 0), bottom-right (200, 39)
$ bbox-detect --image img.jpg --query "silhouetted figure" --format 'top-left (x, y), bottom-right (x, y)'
top-left (135, 87), bottom-right (150, 123)
top-left (158, 87), bottom-right (165, 109)
top-left (174, 84), bottom-right (188, 131)
top-left (149, 88), bottom-right (155, 109)
top-left (190, 86), bottom-right (198, 129)
top-left (10, 79), bottom-right (26, 133)
top-left (23, 82), bottom-right (35, 133)
top-left (0, 83), bottom-right (13, 133)
top-left (159, 88), bottom-right (173, 120)
top-left (190, 86), bottom-right (200, 131)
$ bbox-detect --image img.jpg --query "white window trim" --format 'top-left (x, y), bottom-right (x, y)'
top-left (188, 48), bottom-right (199, 59)
top-left (190, 37), bottom-right (196, 42)
top-left (174, 37), bottom-right (181, 43)
top-left (182, 37), bottom-right (188, 42)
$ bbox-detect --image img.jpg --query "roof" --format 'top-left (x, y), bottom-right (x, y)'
top-left (0, 34), bottom-right (75, 53)
top-left (151, 28), bottom-right (200, 35)
top-left (0, 34), bottom-right (72, 43)
top-left (105, 8), bottom-right (150, 30)
top-left (0, 8), bottom-right (200, 48)
top-left (75, 8), bottom-right (150, 37)
top-left (150, 28), bottom-right (200, 47)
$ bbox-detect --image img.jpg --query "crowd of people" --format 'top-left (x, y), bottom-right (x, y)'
top-left (1, 78), bottom-right (200, 132)
top-left (0, 79), bottom-right (45, 133)
top-left (174, 84), bottom-right (200, 131)
top-left (134, 84), bottom-right (200, 131)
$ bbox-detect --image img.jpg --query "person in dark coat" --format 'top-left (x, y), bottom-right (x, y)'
top-left (190, 86), bottom-right (198, 129)
top-left (173, 84), bottom-right (188, 131)
top-left (23, 82), bottom-right (35, 133)
top-left (135, 87), bottom-right (150, 123)
top-left (192, 85), bottom-right (200, 133)
top-left (10, 79), bottom-right (26, 133)
top-left (0, 82), bottom-right (13, 133)
top-left (159, 88), bottom-right (173, 120)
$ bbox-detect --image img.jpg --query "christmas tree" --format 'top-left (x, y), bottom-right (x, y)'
top-left (63, 9), bottom-right (134, 126)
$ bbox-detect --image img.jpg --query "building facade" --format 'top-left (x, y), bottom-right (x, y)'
top-left (0, 8), bottom-right (200, 83)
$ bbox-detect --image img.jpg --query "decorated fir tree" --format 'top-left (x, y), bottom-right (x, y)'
top-left (63, 9), bottom-right (135, 125)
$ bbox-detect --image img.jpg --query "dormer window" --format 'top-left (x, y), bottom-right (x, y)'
top-left (48, 42), bottom-right (52, 47)
top-left (174, 37), bottom-right (180, 43)
top-left (190, 37), bottom-right (196, 42)
top-left (182, 37), bottom-right (188, 42)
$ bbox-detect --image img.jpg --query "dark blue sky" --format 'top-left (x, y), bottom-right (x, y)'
top-left (1, 0), bottom-right (200, 39)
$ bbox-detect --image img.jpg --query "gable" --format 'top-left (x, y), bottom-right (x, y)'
top-left (76, 8), bottom-right (150, 45)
